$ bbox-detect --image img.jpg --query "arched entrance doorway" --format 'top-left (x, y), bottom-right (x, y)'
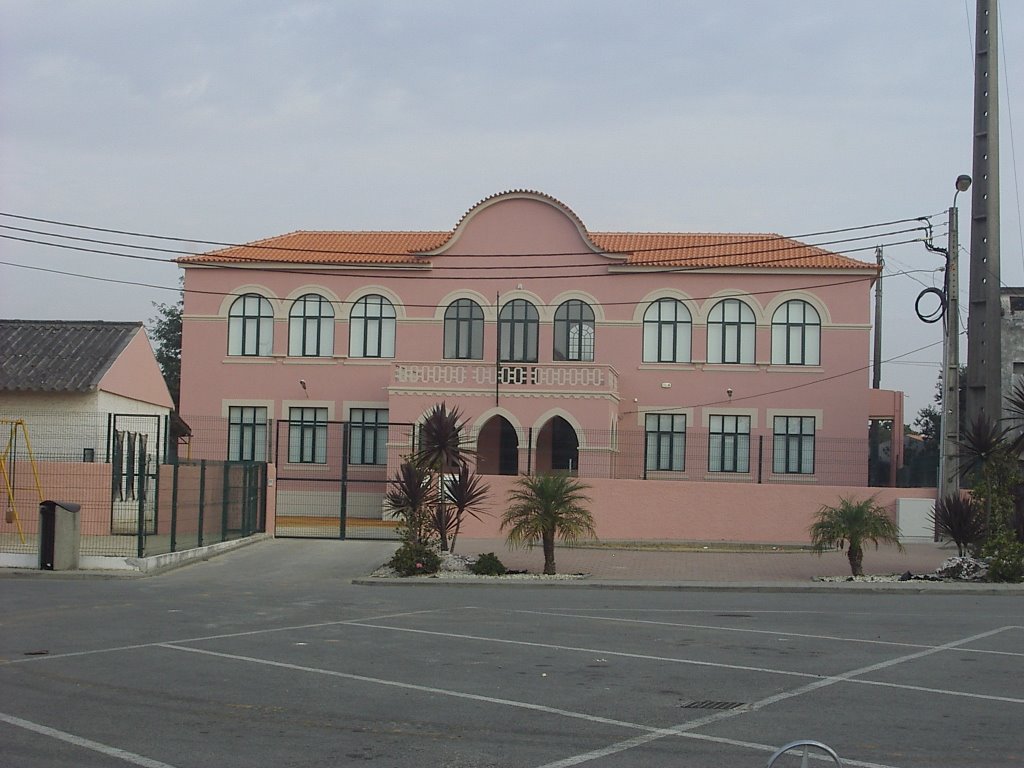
top-left (535, 416), bottom-right (580, 474)
top-left (476, 416), bottom-right (519, 475)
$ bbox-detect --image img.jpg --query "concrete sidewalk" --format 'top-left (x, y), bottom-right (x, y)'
top-left (453, 538), bottom-right (957, 582)
top-left (359, 537), bottom-right (1022, 592)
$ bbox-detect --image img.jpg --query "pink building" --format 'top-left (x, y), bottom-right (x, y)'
top-left (179, 190), bottom-right (906, 539)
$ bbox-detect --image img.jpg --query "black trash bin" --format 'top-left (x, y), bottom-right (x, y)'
top-left (39, 500), bottom-right (81, 570)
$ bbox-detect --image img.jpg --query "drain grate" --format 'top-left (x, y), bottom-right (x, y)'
top-left (679, 700), bottom-right (747, 710)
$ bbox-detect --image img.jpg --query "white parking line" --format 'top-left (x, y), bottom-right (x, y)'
top-left (516, 608), bottom-right (936, 649)
top-left (534, 626), bottom-right (1015, 768)
top-left (0, 607), bottom-right (453, 666)
top-left (516, 609), bottom-right (1024, 658)
top-left (0, 711), bottom-right (180, 768)
top-left (342, 621), bottom-right (822, 679)
top-left (154, 641), bottom-right (901, 768)
top-left (157, 643), bottom-right (675, 735)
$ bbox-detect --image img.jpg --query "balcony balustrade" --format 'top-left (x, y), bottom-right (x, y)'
top-left (392, 361), bottom-right (618, 395)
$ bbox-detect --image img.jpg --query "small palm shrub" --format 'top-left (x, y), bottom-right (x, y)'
top-left (930, 493), bottom-right (986, 557)
top-left (469, 552), bottom-right (506, 576)
top-left (809, 496), bottom-right (904, 577)
top-left (502, 472), bottom-right (595, 575)
top-left (388, 541), bottom-right (441, 577)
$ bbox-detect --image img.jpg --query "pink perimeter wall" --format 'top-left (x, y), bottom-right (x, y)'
top-left (3, 462), bottom-right (111, 536)
top-left (455, 476), bottom-right (936, 544)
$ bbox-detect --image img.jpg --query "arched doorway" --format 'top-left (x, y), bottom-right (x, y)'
top-left (476, 416), bottom-right (519, 475)
top-left (535, 416), bottom-right (580, 474)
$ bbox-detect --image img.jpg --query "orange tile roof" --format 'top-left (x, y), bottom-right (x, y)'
top-left (182, 231), bottom-right (448, 265)
top-left (591, 232), bottom-right (872, 270)
top-left (180, 229), bottom-right (875, 271)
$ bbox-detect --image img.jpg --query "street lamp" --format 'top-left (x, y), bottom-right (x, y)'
top-left (938, 174), bottom-right (972, 502)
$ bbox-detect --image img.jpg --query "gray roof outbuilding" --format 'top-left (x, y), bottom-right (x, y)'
top-left (0, 320), bottom-right (142, 393)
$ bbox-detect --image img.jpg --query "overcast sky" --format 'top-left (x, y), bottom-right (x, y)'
top-left (1, 1), bottom-right (1022, 421)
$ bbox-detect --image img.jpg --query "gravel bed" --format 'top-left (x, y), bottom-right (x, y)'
top-left (370, 552), bottom-right (588, 580)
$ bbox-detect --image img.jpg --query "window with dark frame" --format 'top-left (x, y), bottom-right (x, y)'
top-left (289, 294), bottom-right (335, 357)
top-left (228, 294), bottom-right (274, 356)
top-left (349, 408), bottom-right (388, 465)
top-left (288, 407), bottom-right (328, 464)
top-left (645, 413), bottom-right (686, 471)
top-left (708, 414), bottom-right (750, 473)
top-left (553, 300), bottom-right (595, 361)
top-left (498, 299), bottom-right (539, 363)
top-left (707, 298), bottom-right (755, 364)
top-left (771, 300), bottom-right (821, 365)
top-left (349, 294), bottom-right (396, 358)
top-left (642, 298), bottom-right (691, 363)
top-left (773, 416), bottom-right (815, 474)
top-left (443, 299), bottom-right (484, 359)
top-left (228, 406), bottom-right (268, 461)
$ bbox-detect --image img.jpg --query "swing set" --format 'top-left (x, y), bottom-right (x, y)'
top-left (1, 419), bottom-right (45, 545)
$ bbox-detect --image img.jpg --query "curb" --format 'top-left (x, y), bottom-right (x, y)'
top-left (0, 534), bottom-right (272, 578)
top-left (351, 576), bottom-right (1024, 595)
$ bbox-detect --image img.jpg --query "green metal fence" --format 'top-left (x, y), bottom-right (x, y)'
top-left (1, 411), bottom-right (266, 561)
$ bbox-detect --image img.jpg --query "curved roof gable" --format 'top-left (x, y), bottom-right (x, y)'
top-left (417, 189), bottom-right (621, 260)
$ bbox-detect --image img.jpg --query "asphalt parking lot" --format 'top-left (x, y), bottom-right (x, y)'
top-left (1, 539), bottom-right (1021, 767)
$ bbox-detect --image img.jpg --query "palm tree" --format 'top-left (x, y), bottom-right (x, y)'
top-left (501, 472), bottom-right (595, 575)
top-left (809, 496), bottom-right (904, 577)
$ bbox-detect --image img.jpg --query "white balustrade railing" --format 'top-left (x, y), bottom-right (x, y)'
top-left (393, 362), bottom-right (617, 393)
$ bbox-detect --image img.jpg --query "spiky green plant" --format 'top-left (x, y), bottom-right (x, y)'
top-left (957, 413), bottom-right (1019, 535)
top-left (412, 403), bottom-right (475, 473)
top-left (384, 462), bottom-right (436, 546)
top-left (930, 493), bottom-right (985, 557)
top-left (406, 403), bottom-right (485, 551)
top-left (502, 473), bottom-right (595, 575)
top-left (809, 496), bottom-right (904, 577)
top-left (443, 463), bottom-right (490, 553)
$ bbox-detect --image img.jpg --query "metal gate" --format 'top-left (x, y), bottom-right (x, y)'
top-left (273, 420), bottom-right (414, 540)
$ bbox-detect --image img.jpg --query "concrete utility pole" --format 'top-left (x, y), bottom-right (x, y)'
top-left (966, 0), bottom-right (1001, 425)
top-left (872, 246), bottom-right (883, 390)
top-left (870, 246), bottom-right (882, 485)
top-left (940, 185), bottom-right (970, 500)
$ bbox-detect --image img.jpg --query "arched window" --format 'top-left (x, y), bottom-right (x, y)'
top-left (707, 298), bottom-right (755, 364)
top-left (227, 293), bottom-right (273, 356)
top-left (554, 300), bottom-right (595, 361)
top-left (498, 299), bottom-right (538, 363)
top-left (289, 294), bottom-right (335, 357)
top-left (642, 299), bottom-right (691, 363)
top-left (349, 294), bottom-right (396, 358)
top-left (443, 299), bottom-right (484, 359)
top-left (771, 300), bottom-right (820, 365)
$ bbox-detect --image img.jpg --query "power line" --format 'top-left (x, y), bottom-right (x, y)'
top-left (621, 337), bottom-right (944, 416)
top-left (0, 257), bottom-right (879, 309)
top-left (0, 259), bottom-right (180, 292)
top-left (0, 230), bottom-right (926, 283)
top-left (0, 219), bottom-right (930, 272)
top-left (0, 209), bottom-right (942, 260)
